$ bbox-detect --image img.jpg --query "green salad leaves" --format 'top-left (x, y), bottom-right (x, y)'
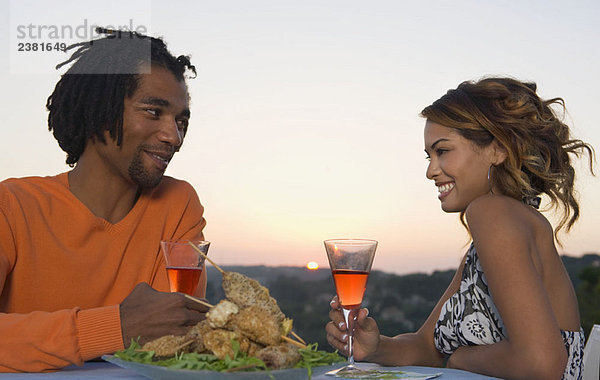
top-left (113, 340), bottom-right (344, 378)
top-left (294, 343), bottom-right (345, 378)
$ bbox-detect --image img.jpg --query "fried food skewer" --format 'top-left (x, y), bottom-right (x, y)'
top-left (183, 292), bottom-right (307, 348)
top-left (187, 241), bottom-right (307, 347)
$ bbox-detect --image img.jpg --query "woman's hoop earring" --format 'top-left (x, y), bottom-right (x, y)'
top-left (488, 165), bottom-right (494, 194)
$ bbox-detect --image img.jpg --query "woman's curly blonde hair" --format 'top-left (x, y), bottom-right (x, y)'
top-left (421, 77), bottom-right (595, 239)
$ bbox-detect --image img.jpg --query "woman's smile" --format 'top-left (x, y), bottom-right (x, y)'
top-left (437, 182), bottom-right (455, 200)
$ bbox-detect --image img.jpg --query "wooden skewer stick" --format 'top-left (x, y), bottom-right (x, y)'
top-left (173, 339), bottom-right (195, 352)
top-left (291, 331), bottom-right (306, 345)
top-left (184, 294), bottom-right (214, 308)
top-left (187, 241), bottom-right (225, 274)
top-left (281, 335), bottom-right (307, 349)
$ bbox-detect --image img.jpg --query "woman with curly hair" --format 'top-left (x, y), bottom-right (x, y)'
top-left (326, 77), bottom-right (594, 380)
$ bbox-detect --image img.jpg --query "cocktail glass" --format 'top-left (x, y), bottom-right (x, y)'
top-left (325, 239), bottom-right (377, 374)
top-left (160, 240), bottom-right (210, 296)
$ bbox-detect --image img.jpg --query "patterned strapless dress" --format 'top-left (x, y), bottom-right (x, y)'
top-left (433, 243), bottom-right (585, 380)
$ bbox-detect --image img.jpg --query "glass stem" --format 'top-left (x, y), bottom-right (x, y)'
top-left (342, 308), bottom-right (356, 366)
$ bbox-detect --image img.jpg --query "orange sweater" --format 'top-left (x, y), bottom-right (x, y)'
top-left (0, 173), bottom-right (206, 372)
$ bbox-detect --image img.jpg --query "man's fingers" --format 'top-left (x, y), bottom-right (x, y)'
top-left (170, 326), bottom-right (193, 337)
top-left (181, 309), bottom-right (206, 326)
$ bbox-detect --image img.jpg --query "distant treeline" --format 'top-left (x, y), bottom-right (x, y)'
top-left (205, 253), bottom-right (600, 351)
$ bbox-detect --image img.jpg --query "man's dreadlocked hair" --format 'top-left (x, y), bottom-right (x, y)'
top-left (46, 28), bottom-right (196, 166)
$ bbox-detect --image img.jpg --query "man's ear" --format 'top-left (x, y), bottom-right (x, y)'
top-left (491, 140), bottom-right (508, 165)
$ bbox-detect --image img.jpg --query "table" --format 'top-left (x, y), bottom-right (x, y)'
top-left (0, 361), bottom-right (501, 379)
top-left (313, 363), bottom-right (500, 379)
top-left (0, 362), bottom-right (145, 379)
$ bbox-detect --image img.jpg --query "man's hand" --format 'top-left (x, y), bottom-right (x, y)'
top-left (119, 282), bottom-right (209, 346)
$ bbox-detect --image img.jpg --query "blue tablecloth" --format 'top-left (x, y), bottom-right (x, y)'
top-left (0, 361), bottom-right (500, 379)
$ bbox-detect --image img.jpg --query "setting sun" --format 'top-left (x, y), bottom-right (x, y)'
top-left (306, 261), bottom-right (319, 270)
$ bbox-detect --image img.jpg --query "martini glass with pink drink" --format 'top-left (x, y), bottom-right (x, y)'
top-left (325, 239), bottom-right (377, 374)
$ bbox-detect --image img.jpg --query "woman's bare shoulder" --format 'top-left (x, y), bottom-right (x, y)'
top-left (469, 194), bottom-right (554, 237)
top-left (465, 194), bottom-right (556, 268)
top-left (465, 194), bottom-right (532, 231)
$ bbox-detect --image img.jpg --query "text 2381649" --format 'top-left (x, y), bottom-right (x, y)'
top-left (17, 42), bottom-right (67, 52)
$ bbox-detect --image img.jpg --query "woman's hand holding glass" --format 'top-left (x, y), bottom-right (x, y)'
top-left (326, 295), bottom-right (382, 362)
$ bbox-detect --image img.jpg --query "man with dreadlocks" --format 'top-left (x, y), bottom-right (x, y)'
top-left (0, 29), bottom-right (209, 372)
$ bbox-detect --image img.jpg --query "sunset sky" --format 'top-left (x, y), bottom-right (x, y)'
top-left (1, 0), bottom-right (598, 274)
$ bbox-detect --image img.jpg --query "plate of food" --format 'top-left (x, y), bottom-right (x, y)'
top-left (103, 249), bottom-right (345, 379)
top-left (102, 345), bottom-right (344, 380)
